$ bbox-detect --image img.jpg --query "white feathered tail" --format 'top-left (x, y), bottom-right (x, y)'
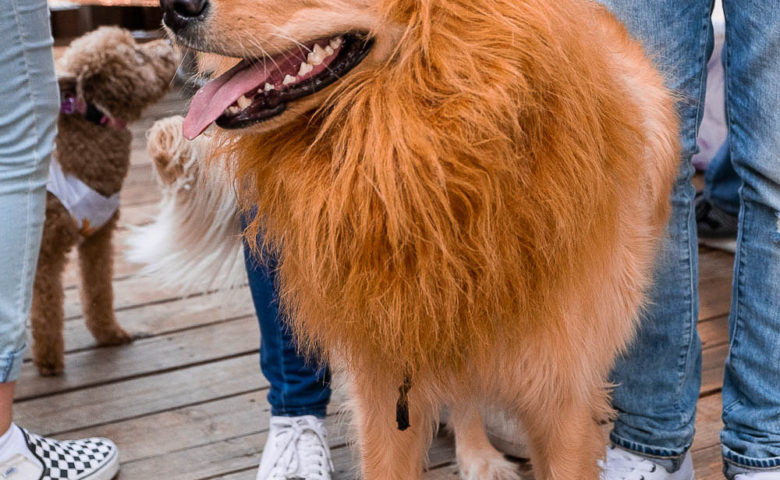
top-left (125, 116), bottom-right (246, 294)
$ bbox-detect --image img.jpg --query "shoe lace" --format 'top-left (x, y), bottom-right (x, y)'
top-left (600, 445), bottom-right (659, 480)
top-left (266, 417), bottom-right (333, 479)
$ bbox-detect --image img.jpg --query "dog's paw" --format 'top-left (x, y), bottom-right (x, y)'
top-left (458, 451), bottom-right (522, 480)
top-left (94, 327), bottom-right (134, 346)
top-left (147, 115), bottom-right (193, 185)
top-left (35, 361), bottom-right (64, 377)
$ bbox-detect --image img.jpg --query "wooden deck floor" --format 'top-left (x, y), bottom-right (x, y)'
top-left (18, 89), bottom-right (735, 479)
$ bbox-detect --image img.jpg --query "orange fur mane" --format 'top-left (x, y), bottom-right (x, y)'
top-left (219, 0), bottom-right (674, 380)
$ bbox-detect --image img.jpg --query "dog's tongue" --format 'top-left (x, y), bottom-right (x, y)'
top-left (183, 60), bottom-right (269, 139)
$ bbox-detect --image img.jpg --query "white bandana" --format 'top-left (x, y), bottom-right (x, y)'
top-left (46, 159), bottom-right (119, 236)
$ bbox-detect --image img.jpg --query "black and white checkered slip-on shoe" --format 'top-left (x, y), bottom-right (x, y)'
top-left (15, 428), bottom-right (119, 480)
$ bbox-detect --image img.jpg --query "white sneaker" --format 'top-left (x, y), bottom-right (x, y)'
top-left (0, 426), bottom-right (119, 480)
top-left (601, 445), bottom-right (694, 480)
top-left (256, 416), bottom-right (333, 480)
top-left (735, 472), bottom-right (780, 479)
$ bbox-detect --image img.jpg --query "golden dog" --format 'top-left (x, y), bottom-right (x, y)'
top-left (157, 0), bottom-right (679, 477)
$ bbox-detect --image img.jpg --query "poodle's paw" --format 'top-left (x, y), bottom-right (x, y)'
top-left (147, 115), bottom-right (192, 185)
top-left (94, 326), bottom-right (134, 346)
top-left (35, 359), bottom-right (64, 377)
top-left (457, 448), bottom-right (521, 480)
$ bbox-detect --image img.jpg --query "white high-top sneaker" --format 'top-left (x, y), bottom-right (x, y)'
top-left (601, 445), bottom-right (694, 480)
top-left (256, 416), bottom-right (333, 480)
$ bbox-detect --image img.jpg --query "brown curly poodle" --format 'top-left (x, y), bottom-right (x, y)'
top-left (30, 27), bottom-right (178, 376)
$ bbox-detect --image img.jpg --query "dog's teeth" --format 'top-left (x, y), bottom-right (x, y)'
top-left (313, 43), bottom-right (327, 59)
top-left (298, 62), bottom-right (313, 76)
top-left (307, 50), bottom-right (324, 66)
top-left (324, 45), bottom-right (334, 56)
top-left (236, 95), bottom-right (252, 109)
top-left (263, 83), bottom-right (275, 92)
top-left (329, 37), bottom-right (342, 49)
top-left (226, 106), bottom-right (240, 114)
top-left (283, 74), bottom-right (296, 85)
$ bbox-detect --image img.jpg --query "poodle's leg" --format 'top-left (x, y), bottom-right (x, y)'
top-left (31, 203), bottom-right (78, 376)
top-left (77, 216), bottom-right (131, 345)
top-left (520, 378), bottom-right (605, 480)
top-left (450, 402), bottom-right (521, 480)
top-left (350, 371), bottom-right (435, 480)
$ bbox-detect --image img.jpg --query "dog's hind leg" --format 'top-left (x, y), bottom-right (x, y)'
top-left (449, 402), bottom-right (522, 480)
top-left (77, 215), bottom-right (132, 346)
top-left (349, 371), bottom-right (436, 480)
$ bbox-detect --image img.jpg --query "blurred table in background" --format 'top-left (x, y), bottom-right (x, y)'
top-left (48, 0), bottom-right (163, 45)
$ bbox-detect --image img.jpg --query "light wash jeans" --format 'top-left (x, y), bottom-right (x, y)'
top-left (599, 1), bottom-right (780, 478)
top-left (0, 0), bottom-right (59, 383)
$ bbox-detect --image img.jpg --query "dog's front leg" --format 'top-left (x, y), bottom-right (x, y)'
top-left (350, 370), bottom-right (435, 480)
top-left (519, 379), bottom-right (605, 480)
top-left (77, 215), bottom-right (132, 346)
top-left (31, 201), bottom-right (79, 376)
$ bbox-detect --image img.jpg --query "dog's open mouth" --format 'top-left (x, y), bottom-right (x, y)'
top-left (182, 33), bottom-right (373, 139)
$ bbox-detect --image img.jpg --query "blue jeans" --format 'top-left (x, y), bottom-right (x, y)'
top-left (242, 236), bottom-right (331, 418)
top-left (0, 0), bottom-right (59, 383)
top-left (705, 140), bottom-right (740, 216)
top-left (601, 1), bottom-right (780, 477)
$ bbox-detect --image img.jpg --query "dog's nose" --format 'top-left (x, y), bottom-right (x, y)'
top-left (160, 0), bottom-right (208, 31)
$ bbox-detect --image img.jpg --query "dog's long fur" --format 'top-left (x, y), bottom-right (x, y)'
top-left (152, 0), bottom-right (680, 477)
top-left (126, 116), bottom-right (245, 293)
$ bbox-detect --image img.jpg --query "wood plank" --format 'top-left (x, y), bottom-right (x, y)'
top-left (15, 354), bottom-right (265, 435)
top-left (63, 274), bottom-right (180, 319)
top-left (114, 420), bottom-right (456, 480)
top-left (25, 288), bottom-right (253, 369)
top-left (692, 445), bottom-right (723, 479)
top-left (692, 393), bottom-right (722, 453)
top-left (698, 314), bottom-right (729, 350)
top-left (64, 392), bottom-right (273, 465)
top-left (61, 246), bottom-right (142, 290)
top-left (699, 250), bottom-right (734, 321)
top-left (209, 469), bottom-right (257, 480)
top-left (64, 288), bottom-right (252, 348)
top-left (121, 180), bottom-right (162, 206)
top-left (118, 199), bottom-right (160, 227)
top-left (701, 343), bottom-right (727, 396)
top-left (15, 316), bottom-right (260, 400)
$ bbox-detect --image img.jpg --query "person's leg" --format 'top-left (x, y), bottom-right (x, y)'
top-left (697, 140), bottom-right (740, 248)
top-left (242, 237), bottom-right (334, 479)
top-left (596, 0), bottom-right (712, 470)
top-left (0, 3), bottom-right (121, 479)
top-left (243, 243), bottom-right (331, 418)
top-left (0, 0), bottom-right (59, 392)
top-left (718, 1), bottom-right (780, 477)
top-left (704, 139), bottom-right (740, 216)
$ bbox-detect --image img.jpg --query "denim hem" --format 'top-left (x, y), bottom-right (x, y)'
top-left (609, 431), bottom-right (689, 464)
top-left (0, 345), bottom-right (27, 383)
top-left (722, 445), bottom-right (780, 471)
top-left (271, 406), bottom-right (328, 419)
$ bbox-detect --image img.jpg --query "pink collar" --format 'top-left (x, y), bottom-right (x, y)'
top-left (61, 95), bottom-right (127, 130)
